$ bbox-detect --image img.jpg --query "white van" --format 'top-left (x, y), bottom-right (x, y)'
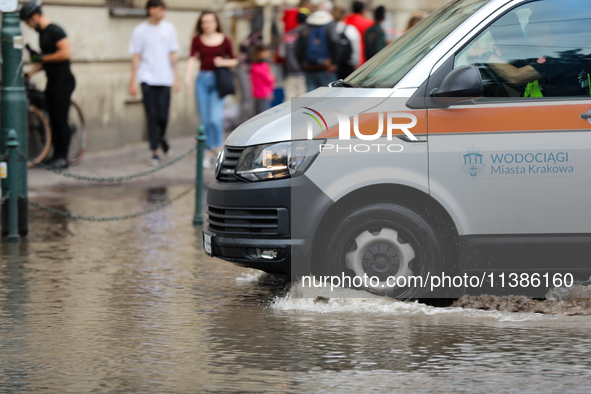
top-left (204, 0), bottom-right (591, 299)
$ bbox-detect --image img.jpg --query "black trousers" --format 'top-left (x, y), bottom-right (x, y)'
top-left (141, 83), bottom-right (171, 152)
top-left (45, 72), bottom-right (76, 160)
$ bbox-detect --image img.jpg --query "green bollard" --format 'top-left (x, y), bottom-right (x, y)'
top-left (6, 130), bottom-right (19, 243)
top-left (1, 12), bottom-right (28, 237)
top-left (193, 125), bottom-right (207, 225)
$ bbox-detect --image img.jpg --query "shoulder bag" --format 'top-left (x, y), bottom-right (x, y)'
top-left (215, 43), bottom-right (236, 98)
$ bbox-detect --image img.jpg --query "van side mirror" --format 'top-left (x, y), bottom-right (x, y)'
top-left (430, 65), bottom-right (483, 106)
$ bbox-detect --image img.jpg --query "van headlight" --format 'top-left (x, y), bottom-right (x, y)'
top-left (235, 140), bottom-right (326, 182)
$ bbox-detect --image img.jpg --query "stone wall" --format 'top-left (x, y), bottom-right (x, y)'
top-left (22, 4), bottom-right (203, 152)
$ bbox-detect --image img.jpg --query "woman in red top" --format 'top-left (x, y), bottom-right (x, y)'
top-left (184, 11), bottom-right (237, 167)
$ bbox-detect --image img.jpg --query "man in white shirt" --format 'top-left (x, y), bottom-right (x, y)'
top-left (129, 0), bottom-right (180, 166)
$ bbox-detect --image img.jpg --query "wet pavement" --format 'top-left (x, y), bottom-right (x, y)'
top-left (27, 136), bottom-right (211, 190)
top-left (2, 142), bottom-right (591, 392)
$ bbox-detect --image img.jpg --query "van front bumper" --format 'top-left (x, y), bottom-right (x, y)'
top-left (204, 176), bottom-right (333, 275)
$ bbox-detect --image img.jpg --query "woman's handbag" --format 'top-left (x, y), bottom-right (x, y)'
top-left (214, 46), bottom-right (235, 98)
top-left (214, 66), bottom-right (235, 98)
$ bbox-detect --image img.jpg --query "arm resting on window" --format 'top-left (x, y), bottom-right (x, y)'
top-left (487, 54), bottom-right (543, 85)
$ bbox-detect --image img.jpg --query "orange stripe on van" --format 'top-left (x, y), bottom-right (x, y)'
top-left (429, 104), bottom-right (591, 133)
top-left (315, 111), bottom-right (428, 139)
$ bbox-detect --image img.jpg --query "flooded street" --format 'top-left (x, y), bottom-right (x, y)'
top-left (2, 184), bottom-right (591, 393)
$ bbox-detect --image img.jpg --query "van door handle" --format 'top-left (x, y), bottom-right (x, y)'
top-left (580, 112), bottom-right (591, 120)
top-left (397, 135), bottom-right (427, 143)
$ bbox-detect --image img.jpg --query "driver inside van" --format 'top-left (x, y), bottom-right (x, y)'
top-left (467, 4), bottom-right (591, 98)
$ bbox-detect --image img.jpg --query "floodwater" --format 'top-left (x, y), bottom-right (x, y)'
top-left (2, 184), bottom-right (591, 393)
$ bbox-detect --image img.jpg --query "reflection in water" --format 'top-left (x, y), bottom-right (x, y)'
top-left (36, 203), bottom-right (73, 241)
top-left (146, 187), bottom-right (168, 203)
top-left (0, 242), bottom-right (31, 392)
top-left (1, 185), bottom-right (591, 392)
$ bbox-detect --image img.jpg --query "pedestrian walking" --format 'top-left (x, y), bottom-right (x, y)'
top-left (129, 0), bottom-right (180, 167)
top-left (334, 6), bottom-right (361, 80)
top-left (295, 0), bottom-right (340, 92)
top-left (280, 12), bottom-right (307, 101)
top-left (343, 1), bottom-right (374, 65)
top-left (21, 0), bottom-right (76, 169)
top-left (250, 44), bottom-right (276, 115)
top-left (236, 30), bottom-right (262, 124)
top-left (184, 11), bottom-right (238, 168)
top-left (364, 6), bottom-right (386, 60)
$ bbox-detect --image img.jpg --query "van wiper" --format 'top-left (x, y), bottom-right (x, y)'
top-left (329, 79), bottom-right (361, 88)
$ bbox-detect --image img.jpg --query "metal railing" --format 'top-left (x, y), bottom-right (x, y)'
top-left (1, 126), bottom-right (208, 243)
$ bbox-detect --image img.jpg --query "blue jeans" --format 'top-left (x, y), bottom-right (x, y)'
top-left (195, 70), bottom-right (225, 150)
top-left (304, 71), bottom-right (337, 92)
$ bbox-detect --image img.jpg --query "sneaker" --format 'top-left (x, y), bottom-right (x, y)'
top-left (203, 156), bottom-right (214, 169)
top-left (47, 157), bottom-right (69, 169)
top-left (150, 155), bottom-right (160, 167)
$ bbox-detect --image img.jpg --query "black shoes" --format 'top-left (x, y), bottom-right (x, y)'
top-left (161, 138), bottom-right (170, 155)
top-left (46, 157), bottom-right (69, 169)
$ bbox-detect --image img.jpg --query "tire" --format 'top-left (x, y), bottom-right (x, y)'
top-left (67, 100), bottom-right (86, 165)
top-left (321, 203), bottom-right (447, 300)
top-left (27, 104), bottom-right (52, 168)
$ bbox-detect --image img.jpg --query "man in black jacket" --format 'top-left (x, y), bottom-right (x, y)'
top-left (21, 0), bottom-right (76, 169)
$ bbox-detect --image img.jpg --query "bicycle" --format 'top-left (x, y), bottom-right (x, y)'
top-left (26, 80), bottom-right (86, 168)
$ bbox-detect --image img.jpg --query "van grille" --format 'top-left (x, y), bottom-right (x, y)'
top-left (207, 205), bottom-right (289, 235)
top-left (217, 146), bottom-right (246, 182)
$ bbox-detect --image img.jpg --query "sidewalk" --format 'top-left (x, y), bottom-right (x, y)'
top-left (28, 136), bottom-right (216, 191)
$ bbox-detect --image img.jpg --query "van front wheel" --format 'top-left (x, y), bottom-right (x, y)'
top-left (322, 203), bottom-right (446, 300)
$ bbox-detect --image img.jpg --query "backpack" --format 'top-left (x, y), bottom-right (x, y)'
top-left (337, 25), bottom-right (353, 67)
top-left (304, 25), bottom-right (330, 65)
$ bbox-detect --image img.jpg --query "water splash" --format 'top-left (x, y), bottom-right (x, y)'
top-left (235, 271), bottom-right (290, 286)
top-left (455, 285), bottom-right (591, 315)
top-left (270, 279), bottom-right (545, 322)
top-left (235, 271), bottom-right (267, 283)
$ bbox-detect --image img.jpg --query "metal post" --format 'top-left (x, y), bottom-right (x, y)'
top-left (1, 12), bottom-right (28, 237)
top-left (193, 125), bottom-right (207, 225)
top-left (6, 130), bottom-right (19, 243)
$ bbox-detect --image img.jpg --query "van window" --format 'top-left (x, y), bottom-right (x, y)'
top-left (456, 0), bottom-right (591, 98)
top-left (346, 0), bottom-right (490, 89)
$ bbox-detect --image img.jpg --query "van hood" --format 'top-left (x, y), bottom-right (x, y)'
top-left (225, 87), bottom-right (397, 147)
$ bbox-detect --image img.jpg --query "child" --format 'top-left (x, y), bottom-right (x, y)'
top-left (250, 44), bottom-right (275, 115)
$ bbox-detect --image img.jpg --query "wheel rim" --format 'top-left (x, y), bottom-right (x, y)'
top-left (345, 227), bottom-right (417, 295)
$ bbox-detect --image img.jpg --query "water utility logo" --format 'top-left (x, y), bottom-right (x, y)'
top-left (459, 145), bottom-right (576, 179)
top-left (303, 107), bottom-right (418, 153)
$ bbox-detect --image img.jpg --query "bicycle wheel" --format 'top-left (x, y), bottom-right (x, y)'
top-left (67, 100), bottom-right (86, 165)
top-left (27, 104), bottom-right (52, 168)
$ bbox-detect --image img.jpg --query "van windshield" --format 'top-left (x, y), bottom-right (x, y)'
top-left (346, 0), bottom-right (491, 88)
